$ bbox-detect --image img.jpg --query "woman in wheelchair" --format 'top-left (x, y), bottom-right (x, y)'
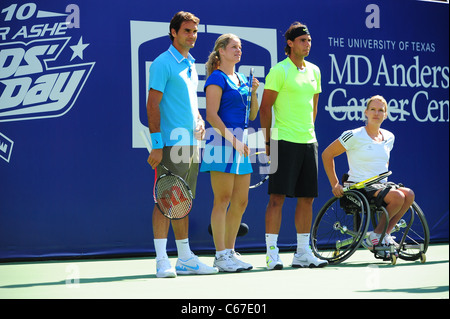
top-left (321, 95), bottom-right (415, 257)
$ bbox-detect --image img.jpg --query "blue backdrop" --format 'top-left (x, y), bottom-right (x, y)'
top-left (1, 0), bottom-right (448, 260)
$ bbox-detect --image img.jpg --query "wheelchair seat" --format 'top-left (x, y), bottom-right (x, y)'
top-left (340, 173), bottom-right (392, 210)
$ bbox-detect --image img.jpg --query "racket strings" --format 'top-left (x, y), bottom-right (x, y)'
top-left (155, 175), bottom-right (192, 219)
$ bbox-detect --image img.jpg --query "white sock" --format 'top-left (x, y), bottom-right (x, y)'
top-left (296, 233), bottom-right (310, 254)
top-left (176, 238), bottom-right (192, 260)
top-left (265, 233), bottom-right (279, 255)
top-left (154, 238), bottom-right (168, 261)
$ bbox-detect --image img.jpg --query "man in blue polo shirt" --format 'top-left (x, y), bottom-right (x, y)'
top-left (146, 11), bottom-right (218, 278)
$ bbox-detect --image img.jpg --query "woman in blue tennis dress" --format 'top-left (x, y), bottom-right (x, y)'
top-left (201, 33), bottom-right (259, 272)
top-left (201, 69), bottom-right (253, 175)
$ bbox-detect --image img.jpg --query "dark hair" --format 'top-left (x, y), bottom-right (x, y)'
top-left (169, 11), bottom-right (200, 41)
top-left (284, 21), bottom-right (308, 55)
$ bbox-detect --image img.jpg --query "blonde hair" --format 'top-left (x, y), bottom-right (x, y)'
top-left (364, 95), bottom-right (388, 123)
top-left (366, 95), bottom-right (387, 111)
top-left (205, 33), bottom-right (240, 78)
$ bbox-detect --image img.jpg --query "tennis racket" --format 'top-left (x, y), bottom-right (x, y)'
top-left (243, 67), bottom-right (254, 145)
top-left (237, 68), bottom-right (254, 172)
top-left (140, 130), bottom-right (193, 220)
top-left (343, 171), bottom-right (392, 192)
top-left (249, 151), bottom-right (270, 188)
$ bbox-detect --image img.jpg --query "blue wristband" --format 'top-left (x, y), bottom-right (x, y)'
top-left (150, 132), bottom-right (163, 149)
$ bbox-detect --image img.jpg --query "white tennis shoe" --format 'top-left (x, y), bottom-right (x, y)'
top-left (292, 248), bottom-right (328, 268)
top-left (365, 231), bottom-right (381, 248)
top-left (176, 253), bottom-right (219, 275)
top-left (228, 250), bottom-right (253, 270)
top-left (214, 254), bottom-right (244, 272)
top-left (266, 247), bottom-right (283, 270)
top-left (365, 231), bottom-right (392, 258)
top-left (156, 258), bottom-right (177, 278)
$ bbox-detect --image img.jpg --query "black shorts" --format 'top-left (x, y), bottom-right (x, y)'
top-left (268, 140), bottom-right (318, 198)
top-left (344, 181), bottom-right (400, 207)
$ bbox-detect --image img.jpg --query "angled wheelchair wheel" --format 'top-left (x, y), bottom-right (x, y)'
top-left (311, 190), bottom-right (371, 265)
top-left (372, 201), bottom-right (429, 262)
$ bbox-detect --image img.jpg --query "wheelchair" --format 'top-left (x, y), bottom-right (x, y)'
top-left (311, 178), bottom-right (430, 265)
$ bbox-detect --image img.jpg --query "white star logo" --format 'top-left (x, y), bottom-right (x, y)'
top-left (70, 36), bottom-right (89, 61)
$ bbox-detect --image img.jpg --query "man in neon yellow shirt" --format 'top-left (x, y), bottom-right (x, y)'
top-left (260, 22), bottom-right (327, 269)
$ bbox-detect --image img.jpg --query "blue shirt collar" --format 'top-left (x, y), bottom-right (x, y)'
top-left (168, 44), bottom-right (195, 64)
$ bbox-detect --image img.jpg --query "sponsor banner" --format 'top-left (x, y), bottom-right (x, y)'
top-left (0, 0), bottom-right (448, 259)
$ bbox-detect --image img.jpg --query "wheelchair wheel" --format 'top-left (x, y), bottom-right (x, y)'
top-left (311, 190), bottom-right (371, 265)
top-left (372, 201), bottom-right (429, 262)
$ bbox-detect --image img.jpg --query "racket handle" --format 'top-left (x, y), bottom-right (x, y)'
top-left (248, 68), bottom-right (254, 94)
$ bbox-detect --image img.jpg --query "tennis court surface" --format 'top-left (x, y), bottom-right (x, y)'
top-left (1, 244), bottom-right (448, 301)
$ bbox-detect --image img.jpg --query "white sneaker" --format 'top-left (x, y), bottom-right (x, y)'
top-left (176, 253), bottom-right (219, 275)
top-left (366, 232), bottom-right (393, 259)
top-left (229, 250), bottom-right (253, 270)
top-left (365, 231), bottom-right (381, 249)
top-left (382, 234), bottom-right (399, 257)
top-left (266, 254), bottom-right (283, 270)
top-left (292, 248), bottom-right (328, 268)
top-left (266, 246), bottom-right (283, 270)
top-left (214, 254), bottom-right (244, 272)
top-left (156, 258), bottom-right (177, 278)
top-left (383, 234), bottom-right (399, 249)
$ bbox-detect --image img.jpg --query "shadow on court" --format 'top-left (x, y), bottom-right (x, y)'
top-left (0, 244), bottom-right (448, 299)
top-left (356, 285), bottom-right (449, 295)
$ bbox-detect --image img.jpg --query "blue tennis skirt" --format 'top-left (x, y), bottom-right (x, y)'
top-left (200, 144), bottom-right (252, 175)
